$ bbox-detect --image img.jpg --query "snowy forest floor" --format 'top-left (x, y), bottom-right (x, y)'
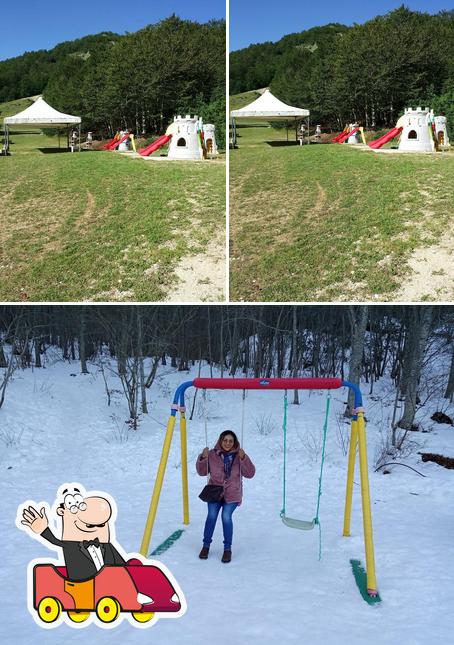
top-left (0, 131), bottom-right (225, 302)
top-left (1, 356), bottom-right (453, 644)
top-left (229, 117), bottom-right (454, 303)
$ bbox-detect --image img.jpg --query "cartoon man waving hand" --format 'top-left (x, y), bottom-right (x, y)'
top-left (21, 485), bottom-right (126, 581)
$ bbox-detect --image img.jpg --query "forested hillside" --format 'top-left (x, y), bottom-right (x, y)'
top-left (1, 305), bottom-right (453, 433)
top-left (0, 16), bottom-right (225, 143)
top-left (0, 33), bottom-right (120, 103)
top-left (230, 8), bottom-right (454, 130)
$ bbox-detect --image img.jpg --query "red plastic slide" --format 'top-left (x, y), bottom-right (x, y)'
top-left (368, 127), bottom-right (402, 149)
top-left (103, 136), bottom-right (118, 150)
top-left (139, 134), bottom-right (172, 157)
top-left (107, 133), bottom-right (130, 151)
top-left (336, 127), bottom-right (359, 144)
top-left (332, 130), bottom-right (347, 143)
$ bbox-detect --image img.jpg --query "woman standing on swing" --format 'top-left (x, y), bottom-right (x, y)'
top-left (196, 430), bottom-right (255, 563)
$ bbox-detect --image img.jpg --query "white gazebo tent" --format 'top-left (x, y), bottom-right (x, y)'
top-left (3, 96), bottom-right (81, 153)
top-left (230, 89), bottom-right (310, 146)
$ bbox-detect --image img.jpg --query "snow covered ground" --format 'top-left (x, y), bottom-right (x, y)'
top-left (1, 354), bottom-right (453, 644)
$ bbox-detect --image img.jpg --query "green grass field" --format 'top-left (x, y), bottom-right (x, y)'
top-left (230, 107), bottom-right (454, 302)
top-left (0, 122), bottom-right (225, 301)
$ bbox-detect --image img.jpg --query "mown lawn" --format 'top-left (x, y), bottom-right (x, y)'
top-left (0, 131), bottom-right (225, 301)
top-left (230, 123), bottom-right (454, 302)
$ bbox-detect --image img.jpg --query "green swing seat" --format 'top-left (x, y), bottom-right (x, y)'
top-left (280, 512), bottom-right (317, 531)
top-left (280, 391), bottom-right (331, 538)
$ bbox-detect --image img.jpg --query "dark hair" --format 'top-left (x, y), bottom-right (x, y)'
top-left (218, 431), bottom-right (239, 450)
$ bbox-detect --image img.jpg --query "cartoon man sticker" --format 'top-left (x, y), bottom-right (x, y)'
top-left (17, 484), bottom-right (186, 629)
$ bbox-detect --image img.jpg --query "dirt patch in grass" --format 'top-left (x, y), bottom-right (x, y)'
top-left (394, 245), bottom-right (454, 301)
top-left (166, 228), bottom-right (225, 302)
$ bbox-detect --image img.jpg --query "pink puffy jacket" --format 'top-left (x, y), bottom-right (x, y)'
top-left (196, 442), bottom-right (256, 504)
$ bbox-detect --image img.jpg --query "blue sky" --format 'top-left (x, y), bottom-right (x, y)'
top-left (230, 1), bottom-right (452, 50)
top-left (0, 0), bottom-right (226, 61)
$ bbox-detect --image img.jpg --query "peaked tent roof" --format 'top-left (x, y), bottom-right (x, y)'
top-left (231, 89), bottom-right (309, 121)
top-left (4, 97), bottom-right (81, 128)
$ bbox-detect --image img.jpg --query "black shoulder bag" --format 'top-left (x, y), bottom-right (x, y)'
top-left (198, 453), bottom-right (223, 502)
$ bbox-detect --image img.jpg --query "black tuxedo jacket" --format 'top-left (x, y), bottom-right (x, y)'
top-left (41, 527), bottom-right (126, 581)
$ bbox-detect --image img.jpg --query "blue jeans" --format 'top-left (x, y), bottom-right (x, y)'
top-left (203, 501), bottom-right (239, 551)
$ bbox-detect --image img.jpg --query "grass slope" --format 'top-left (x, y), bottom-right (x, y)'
top-left (0, 131), bottom-right (225, 301)
top-left (0, 96), bottom-right (36, 121)
top-left (230, 119), bottom-right (454, 302)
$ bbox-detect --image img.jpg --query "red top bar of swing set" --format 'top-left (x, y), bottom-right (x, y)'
top-left (193, 377), bottom-right (343, 390)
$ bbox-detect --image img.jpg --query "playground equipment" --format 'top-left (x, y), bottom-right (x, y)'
top-left (138, 116), bottom-right (216, 159)
top-left (202, 123), bottom-right (218, 156)
top-left (399, 107), bottom-right (435, 152)
top-left (104, 132), bottom-right (136, 152)
top-left (368, 107), bottom-right (450, 151)
top-left (140, 377), bottom-right (379, 600)
top-left (347, 124), bottom-right (360, 144)
top-left (334, 125), bottom-right (359, 144)
top-left (434, 116), bottom-right (450, 149)
top-left (368, 126), bottom-right (403, 149)
top-left (167, 115), bottom-right (204, 160)
top-left (280, 389), bottom-right (330, 537)
top-left (139, 133), bottom-right (172, 157)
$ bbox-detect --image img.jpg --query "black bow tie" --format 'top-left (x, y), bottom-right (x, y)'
top-left (82, 538), bottom-right (100, 549)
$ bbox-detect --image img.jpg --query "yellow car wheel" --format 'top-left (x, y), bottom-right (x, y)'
top-left (68, 611), bottom-right (90, 622)
top-left (132, 611), bottom-right (155, 623)
top-left (37, 597), bottom-right (62, 623)
top-left (96, 597), bottom-right (121, 623)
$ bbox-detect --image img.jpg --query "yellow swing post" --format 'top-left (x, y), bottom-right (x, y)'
top-left (356, 411), bottom-right (378, 595)
top-left (342, 409), bottom-right (378, 596)
top-left (180, 407), bottom-right (190, 526)
top-left (342, 417), bottom-right (358, 537)
top-left (139, 412), bottom-right (177, 557)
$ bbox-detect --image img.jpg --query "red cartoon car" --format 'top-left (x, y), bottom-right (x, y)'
top-left (33, 558), bottom-right (181, 624)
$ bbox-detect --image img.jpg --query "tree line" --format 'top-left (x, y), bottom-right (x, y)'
top-left (1, 305), bottom-right (453, 436)
top-left (230, 8), bottom-right (454, 131)
top-left (1, 16), bottom-right (226, 146)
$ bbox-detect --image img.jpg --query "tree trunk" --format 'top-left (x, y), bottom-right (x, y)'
top-left (398, 307), bottom-right (433, 431)
top-left (136, 307), bottom-right (148, 414)
top-left (80, 308), bottom-right (89, 374)
top-left (444, 343), bottom-right (454, 400)
top-left (345, 305), bottom-right (369, 415)
top-left (292, 306), bottom-right (299, 404)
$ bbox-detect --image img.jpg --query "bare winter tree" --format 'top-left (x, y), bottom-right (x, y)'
top-left (444, 341), bottom-right (454, 401)
top-left (398, 306), bottom-right (433, 431)
top-left (0, 313), bottom-right (30, 409)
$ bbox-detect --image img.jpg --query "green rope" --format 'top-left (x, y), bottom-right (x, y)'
top-left (280, 391), bottom-right (288, 518)
top-left (280, 390), bottom-right (331, 561)
top-left (314, 392), bottom-right (331, 560)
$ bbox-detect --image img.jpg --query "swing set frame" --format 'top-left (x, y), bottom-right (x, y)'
top-left (139, 377), bottom-right (379, 598)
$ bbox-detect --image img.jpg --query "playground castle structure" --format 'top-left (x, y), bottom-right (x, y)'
top-left (398, 107), bottom-right (434, 152)
top-left (134, 115), bottom-right (216, 160)
top-left (167, 115), bottom-right (204, 160)
top-left (368, 106), bottom-right (450, 152)
top-left (139, 377), bottom-right (379, 599)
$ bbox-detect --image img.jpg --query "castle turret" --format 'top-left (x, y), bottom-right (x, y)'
top-left (434, 116), bottom-right (450, 149)
top-left (167, 115), bottom-right (203, 160)
top-left (203, 123), bottom-right (218, 156)
top-left (398, 107), bottom-right (434, 152)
